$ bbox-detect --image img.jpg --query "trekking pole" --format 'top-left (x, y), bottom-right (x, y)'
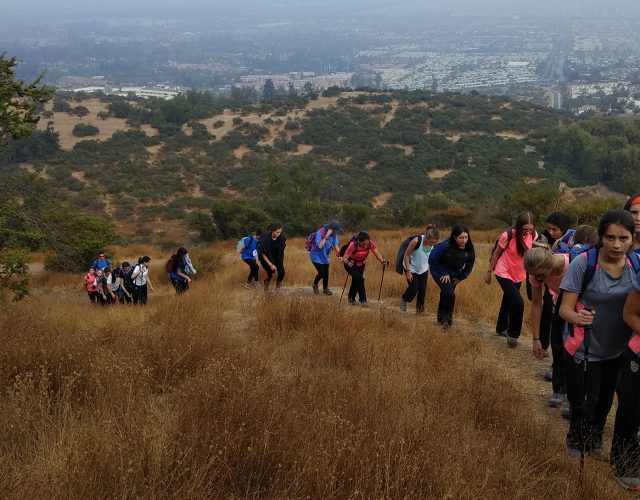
top-left (579, 308), bottom-right (593, 482)
top-left (378, 261), bottom-right (388, 302)
top-left (339, 272), bottom-right (350, 305)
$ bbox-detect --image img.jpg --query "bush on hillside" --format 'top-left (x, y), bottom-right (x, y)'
top-left (72, 123), bottom-right (100, 137)
top-left (210, 200), bottom-right (271, 240)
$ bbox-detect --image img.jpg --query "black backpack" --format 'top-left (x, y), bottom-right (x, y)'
top-left (395, 234), bottom-right (422, 275)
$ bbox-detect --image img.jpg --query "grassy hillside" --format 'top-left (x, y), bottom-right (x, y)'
top-left (0, 233), bottom-right (626, 498)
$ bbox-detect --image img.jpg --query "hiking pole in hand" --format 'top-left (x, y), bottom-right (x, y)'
top-left (580, 307), bottom-right (593, 482)
top-left (339, 272), bottom-right (350, 305)
top-left (378, 260), bottom-right (389, 302)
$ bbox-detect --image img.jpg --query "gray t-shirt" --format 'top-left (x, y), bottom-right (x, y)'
top-left (560, 254), bottom-right (635, 361)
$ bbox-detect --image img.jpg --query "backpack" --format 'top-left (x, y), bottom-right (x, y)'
top-left (489, 228), bottom-right (513, 261)
top-left (395, 234), bottom-right (421, 275)
top-left (558, 248), bottom-right (640, 333)
top-left (165, 257), bottom-right (176, 274)
top-left (236, 236), bottom-right (250, 251)
top-left (305, 228), bottom-right (326, 252)
top-left (554, 229), bottom-right (576, 254)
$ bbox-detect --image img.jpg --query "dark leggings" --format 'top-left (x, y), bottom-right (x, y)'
top-left (402, 271), bottom-right (428, 312)
top-left (244, 259), bottom-right (260, 283)
top-left (495, 276), bottom-right (524, 338)
top-left (260, 257), bottom-right (285, 284)
top-left (540, 288), bottom-right (553, 350)
top-left (87, 291), bottom-right (102, 304)
top-left (171, 279), bottom-right (189, 294)
top-left (313, 262), bottom-right (330, 289)
top-left (133, 284), bottom-right (148, 305)
top-left (434, 277), bottom-right (457, 326)
top-left (565, 351), bottom-right (621, 450)
top-left (550, 309), bottom-right (567, 394)
top-left (612, 348), bottom-right (640, 475)
top-left (345, 263), bottom-right (366, 303)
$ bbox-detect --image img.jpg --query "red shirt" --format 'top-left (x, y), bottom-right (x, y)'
top-left (84, 272), bottom-right (98, 292)
top-left (344, 240), bottom-right (377, 267)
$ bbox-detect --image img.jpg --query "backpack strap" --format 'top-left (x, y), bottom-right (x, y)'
top-left (580, 247), bottom-right (599, 296)
top-left (628, 252), bottom-right (640, 274)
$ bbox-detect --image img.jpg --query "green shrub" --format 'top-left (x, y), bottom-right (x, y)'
top-left (72, 123), bottom-right (100, 137)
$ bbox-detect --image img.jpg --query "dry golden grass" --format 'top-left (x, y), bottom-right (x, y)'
top-left (1, 230), bottom-right (631, 498)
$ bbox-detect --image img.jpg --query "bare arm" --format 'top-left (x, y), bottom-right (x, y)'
top-left (403, 237), bottom-right (419, 281)
top-left (623, 288), bottom-right (640, 333)
top-left (484, 244), bottom-right (505, 284)
top-left (559, 291), bottom-right (594, 327)
top-left (372, 247), bottom-right (385, 264)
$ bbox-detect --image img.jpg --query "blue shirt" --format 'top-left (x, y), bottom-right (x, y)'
top-left (310, 229), bottom-right (339, 265)
top-left (428, 240), bottom-right (475, 281)
top-left (169, 257), bottom-right (189, 282)
top-left (240, 236), bottom-right (259, 261)
top-left (91, 258), bottom-right (111, 270)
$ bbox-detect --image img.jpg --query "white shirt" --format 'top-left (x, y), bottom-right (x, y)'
top-left (132, 265), bottom-right (148, 286)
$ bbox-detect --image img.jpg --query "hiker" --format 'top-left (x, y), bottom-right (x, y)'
top-left (83, 267), bottom-right (100, 304)
top-left (623, 193), bottom-right (640, 253)
top-left (237, 229), bottom-right (263, 289)
top-left (613, 274), bottom-right (640, 490)
top-left (102, 266), bottom-right (119, 305)
top-left (399, 224), bottom-right (440, 315)
top-left (309, 220), bottom-right (344, 295)
top-left (342, 231), bottom-right (388, 306)
top-left (258, 223), bottom-right (286, 291)
top-left (131, 256), bottom-right (154, 305)
top-left (428, 224), bottom-right (475, 329)
top-left (168, 247), bottom-right (192, 294)
top-left (118, 262), bottom-right (134, 304)
top-left (526, 227), bottom-right (598, 409)
top-left (559, 210), bottom-right (639, 460)
top-left (91, 251), bottom-right (111, 271)
top-left (485, 211), bottom-right (537, 347)
top-left (93, 269), bottom-right (107, 305)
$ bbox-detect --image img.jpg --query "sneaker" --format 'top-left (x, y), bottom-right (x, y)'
top-left (496, 329), bottom-right (508, 337)
top-left (263, 280), bottom-right (271, 291)
top-left (399, 298), bottom-right (407, 312)
top-left (543, 368), bottom-right (553, 382)
top-left (566, 443), bottom-right (582, 460)
top-left (561, 407), bottom-right (570, 419)
top-left (548, 392), bottom-right (567, 408)
top-left (312, 283), bottom-right (319, 294)
top-left (348, 298), bottom-right (357, 306)
top-left (616, 477), bottom-right (640, 491)
top-left (253, 281), bottom-right (261, 289)
top-left (507, 335), bottom-right (518, 348)
top-left (243, 282), bottom-right (253, 289)
top-left (588, 446), bottom-right (609, 462)
top-left (542, 349), bottom-right (550, 358)
top-left (322, 288), bottom-right (333, 295)
top-left (566, 433), bottom-right (583, 460)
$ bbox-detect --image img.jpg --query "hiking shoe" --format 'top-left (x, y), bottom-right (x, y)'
top-left (243, 282), bottom-right (253, 289)
top-left (253, 281), bottom-right (261, 289)
top-left (322, 288), bottom-right (333, 295)
top-left (566, 443), bottom-right (582, 460)
top-left (348, 298), bottom-right (357, 306)
top-left (543, 368), bottom-right (553, 382)
top-left (312, 283), bottom-right (319, 294)
top-left (399, 298), bottom-right (407, 312)
top-left (360, 301), bottom-right (370, 308)
top-left (506, 335), bottom-right (518, 348)
top-left (561, 407), bottom-right (570, 419)
top-left (548, 392), bottom-right (567, 408)
top-left (496, 329), bottom-right (508, 337)
top-left (589, 446), bottom-right (609, 462)
top-left (616, 476), bottom-right (640, 491)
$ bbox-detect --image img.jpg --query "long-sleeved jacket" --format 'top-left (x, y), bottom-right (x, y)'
top-left (428, 240), bottom-right (475, 281)
top-left (257, 234), bottom-right (287, 264)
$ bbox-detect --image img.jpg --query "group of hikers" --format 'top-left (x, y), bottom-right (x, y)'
top-left (235, 196), bottom-right (640, 491)
top-left (82, 248), bottom-right (196, 305)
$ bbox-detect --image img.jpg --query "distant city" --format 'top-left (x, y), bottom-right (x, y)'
top-left (4, 6), bottom-right (640, 115)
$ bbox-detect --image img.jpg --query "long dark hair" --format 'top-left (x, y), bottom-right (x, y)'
top-left (597, 210), bottom-right (635, 249)
top-left (446, 224), bottom-right (475, 267)
top-left (545, 212), bottom-right (571, 234)
top-left (515, 211), bottom-right (535, 256)
top-left (171, 247), bottom-right (188, 269)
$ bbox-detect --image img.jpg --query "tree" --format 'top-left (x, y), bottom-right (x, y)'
top-left (262, 79), bottom-right (276, 104)
top-left (210, 200), bottom-right (270, 240)
top-left (0, 53), bottom-right (52, 149)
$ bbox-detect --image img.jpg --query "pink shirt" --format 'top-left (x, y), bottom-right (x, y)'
top-left (493, 229), bottom-right (536, 283)
top-left (84, 272), bottom-right (98, 293)
top-left (528, 253), bottom-right (569, 298)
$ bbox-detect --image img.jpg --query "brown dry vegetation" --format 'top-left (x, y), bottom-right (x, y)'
top-left (0, 231), bottom-right (630, 498)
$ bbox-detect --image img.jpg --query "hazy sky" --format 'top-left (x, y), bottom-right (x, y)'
top-left (3, 0), bottom-right (640, 23)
